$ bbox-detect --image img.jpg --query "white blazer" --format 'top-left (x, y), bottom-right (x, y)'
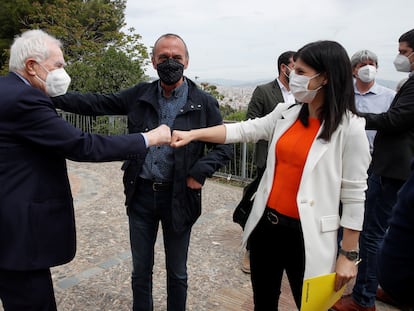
top-left (225, 103), bottom-right (371, 279)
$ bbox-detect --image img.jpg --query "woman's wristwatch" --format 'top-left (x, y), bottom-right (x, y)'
top-left (338, 248), bottom-right (361, 265)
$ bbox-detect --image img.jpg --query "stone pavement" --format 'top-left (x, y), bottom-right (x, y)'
top-left (0, 161), bottom-right (399, 310)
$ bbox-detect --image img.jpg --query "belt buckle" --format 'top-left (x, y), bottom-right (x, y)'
top-left (267, 211), bottom-right (279, 225)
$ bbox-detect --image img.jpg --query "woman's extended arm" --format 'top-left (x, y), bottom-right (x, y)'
top-left (171, 124), bottom-right (226, 147)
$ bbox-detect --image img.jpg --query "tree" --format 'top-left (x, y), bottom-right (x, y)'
top-left (200, 82), bottom-right (224, 101)
top-left (66, 31), bottom-right (148, 92)
top-left (0, 0), bottom-right (34, 71)
top-left (0, 0), bottom-right (149, 91)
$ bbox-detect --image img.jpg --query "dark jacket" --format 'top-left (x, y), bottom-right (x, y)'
top-left (364, 75), bottom-right (414, 181)
top-left (0, 73), bottom-right (148, 270)
top-left (53, 78), bottom-right (233, 232)
top-left (246, 79), bottom-right (285, 169)
top-left (377, 165), bottom-right (414, 307)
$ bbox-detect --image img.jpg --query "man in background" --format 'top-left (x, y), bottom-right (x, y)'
top-left (240, 50), bottom-right (296, 273)
top-left (350, 49), bottom-right (395, 155)
top-left (332, 28), bottom-right (414, 311)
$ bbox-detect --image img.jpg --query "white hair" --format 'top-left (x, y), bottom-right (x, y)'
top-left (9, 29), bottom-right (62, 72)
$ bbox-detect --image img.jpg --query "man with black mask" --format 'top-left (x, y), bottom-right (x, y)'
top-left (52, 33), bottom-right (233, 311)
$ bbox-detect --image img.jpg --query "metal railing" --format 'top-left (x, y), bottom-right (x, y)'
top-left (58, 111), bottom-right (257, 184)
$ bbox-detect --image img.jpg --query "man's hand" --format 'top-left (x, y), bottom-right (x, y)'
top-left (170, 130), bottom-right (193, 148)
top-left (186, 176), bottom-right (202, 189)
top-left (144, 124), bottom-right (171, 147)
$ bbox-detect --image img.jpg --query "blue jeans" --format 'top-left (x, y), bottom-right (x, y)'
top-left (128, 181), bottom-right (191, 311)
top-left (352, 173), bottom-right (404, 307)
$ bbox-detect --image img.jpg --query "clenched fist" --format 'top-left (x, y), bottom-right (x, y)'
top-left (170, 130), bottom-right (192, 148)
top-left (144, 124), bottom-right (171, 146)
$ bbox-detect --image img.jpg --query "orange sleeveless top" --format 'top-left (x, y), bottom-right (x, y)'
top-left (266, 118), bottom-right (320, 219)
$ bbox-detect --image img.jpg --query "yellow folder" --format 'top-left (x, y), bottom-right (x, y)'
top-left (300, 273), bottom-right (346, 311)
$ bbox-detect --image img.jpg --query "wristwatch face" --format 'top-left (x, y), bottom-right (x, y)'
top-left (339, 248), bottom-right (359, 261)
top-left (347, 251), bottom-right (359, 261)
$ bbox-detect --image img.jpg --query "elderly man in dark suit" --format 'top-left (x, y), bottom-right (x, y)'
top-left (0, 29), bottom-right (170, 311)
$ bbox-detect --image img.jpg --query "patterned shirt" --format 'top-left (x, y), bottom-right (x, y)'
top-left (140, 79), bottom-right (188, 182)
top-left (354, 81), bottom-right (395, 153)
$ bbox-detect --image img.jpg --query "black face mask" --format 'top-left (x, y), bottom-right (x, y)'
top-left (157, 58), bottom-right (184, 85)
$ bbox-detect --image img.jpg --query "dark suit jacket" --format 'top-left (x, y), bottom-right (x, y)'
top-left (246, 79), bottom-right (285, 169)
top-left (0, 72), bottom-right (148, 271)
top-left (364, 75), bottom-right (414, 181)
top-left (377, 166), bottom-right (414, 307)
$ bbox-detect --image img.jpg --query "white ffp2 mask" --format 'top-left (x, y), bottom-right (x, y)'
top-left (36, 64), bottom-right (71, 97)
top-left (357, 65), bottom-right (377, 83)
top-left (393, 52), bottom-right (414, 73)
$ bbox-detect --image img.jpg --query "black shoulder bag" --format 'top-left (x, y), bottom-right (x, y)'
top-left (233, 169), bottom-right (264, 229)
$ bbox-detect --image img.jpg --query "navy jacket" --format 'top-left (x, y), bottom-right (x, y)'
top-left (377, 166), bottom-right (414, 307)
top-left (52, 78), bottom-right (233, 232)
top-left (364, 75), bottom-right (414, 181)
top-left (0, 73), bottom-right (148, 270)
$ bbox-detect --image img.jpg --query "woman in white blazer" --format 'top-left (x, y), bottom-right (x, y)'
top-left (171, 41), bottom-right (371, 311)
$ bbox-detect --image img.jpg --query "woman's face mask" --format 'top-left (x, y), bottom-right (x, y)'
top-left (289, 71), bottom-right (322, 103)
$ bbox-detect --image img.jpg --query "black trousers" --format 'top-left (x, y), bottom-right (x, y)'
top-left (249, 211), bottom-right (305, 311)
top-left (0, 268), bottom-right (57, 311)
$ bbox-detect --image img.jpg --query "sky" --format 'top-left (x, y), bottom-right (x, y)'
top-left (124, 0), bottom-right (413, 85)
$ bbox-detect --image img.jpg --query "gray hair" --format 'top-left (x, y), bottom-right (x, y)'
top-left (350, 49), bottom-right (378, 68)
top-left (9, 29), bottom-right (62, 72)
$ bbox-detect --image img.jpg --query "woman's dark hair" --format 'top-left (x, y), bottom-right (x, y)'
top-left (294, 40), bottom-right (356, 141)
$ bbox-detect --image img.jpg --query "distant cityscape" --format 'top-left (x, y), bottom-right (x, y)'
top-left (149, 76), bottom-right (401, 111)
top-left (210, 78), bottom-right (400, 111)
top-left (216, 85), bottom-right (255, 110)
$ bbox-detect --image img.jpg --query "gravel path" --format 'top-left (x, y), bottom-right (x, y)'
top-left (0, 161), bottom-right (397, 311)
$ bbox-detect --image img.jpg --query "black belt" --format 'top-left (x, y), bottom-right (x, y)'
top-left (265, 207), bottom-right (301, 230)
top-left (138, 178), bottom-right (172, 192)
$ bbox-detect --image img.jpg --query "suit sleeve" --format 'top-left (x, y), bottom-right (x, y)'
top-left (51, 85), bottom-right (141, 116)
top-left (340, 116), bottom-right (371, 230)
top-left (362, 78), bottom-right (414, 133)
top-left (15, 88), bottom-right (147, 162)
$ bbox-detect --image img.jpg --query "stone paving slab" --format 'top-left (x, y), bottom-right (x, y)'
top-left (0, 161), bottom-right (398, 310)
